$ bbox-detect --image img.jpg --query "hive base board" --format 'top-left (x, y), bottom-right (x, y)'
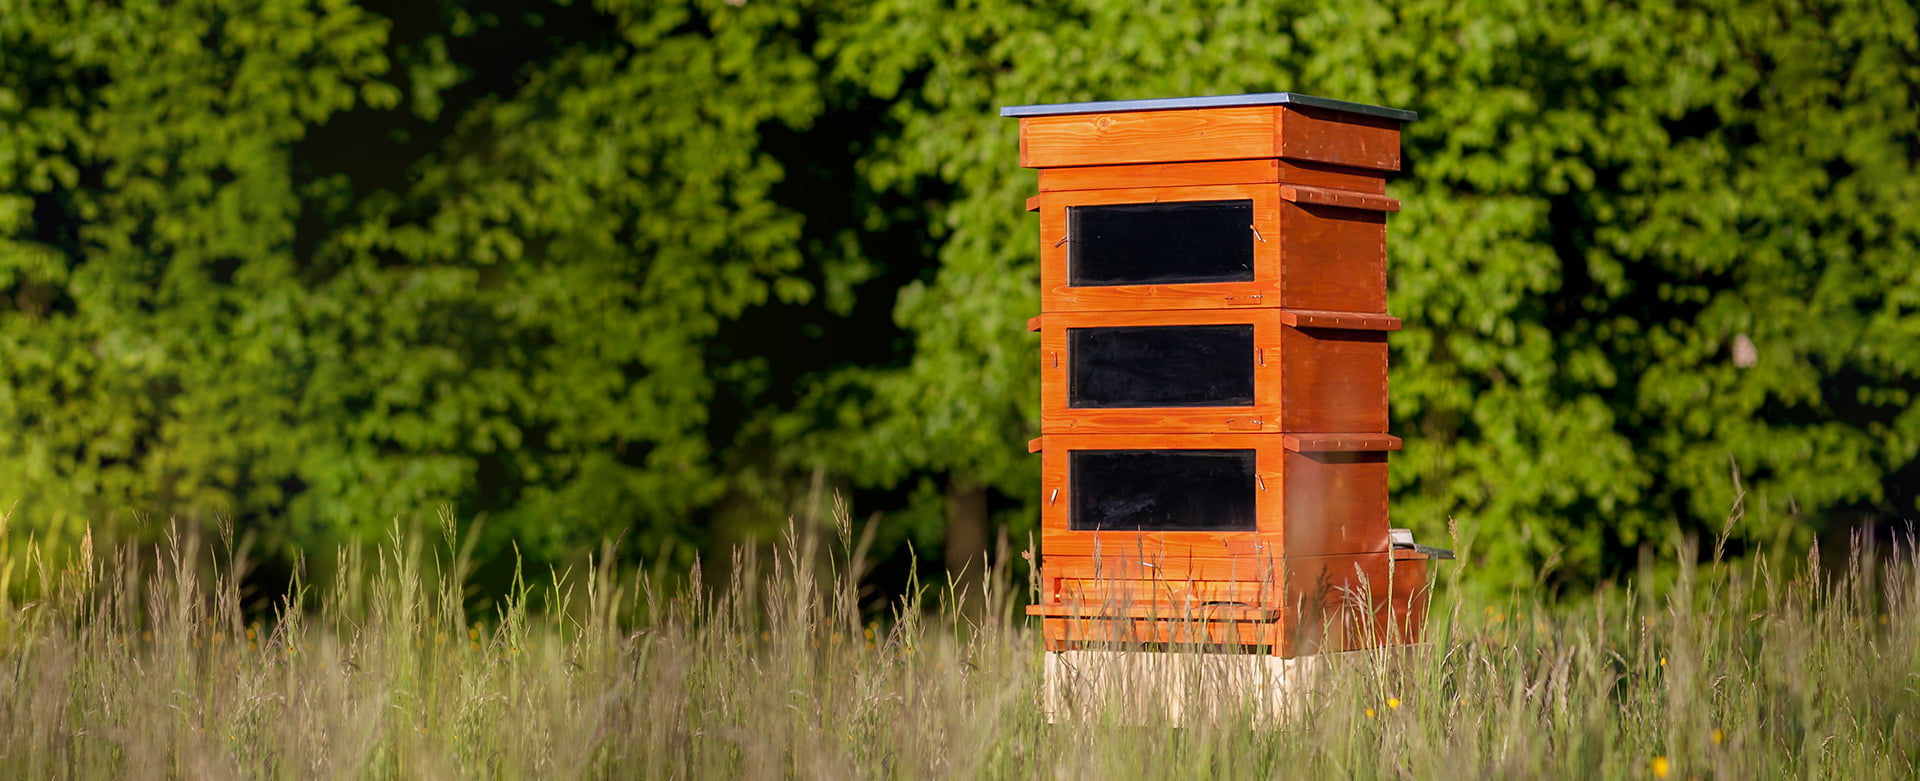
top-left (1041, 645), bottom-right (1427, 727)
top-left (1036, 589), bottom-right (1427, 659)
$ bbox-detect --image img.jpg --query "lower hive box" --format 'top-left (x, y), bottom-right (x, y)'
top-left (1028, 431), bottom-right (1400, 560)
top-left (1028, 549), bottom-right (1434, 658)
top-left (1025, 431), bottom-right (1424, 658)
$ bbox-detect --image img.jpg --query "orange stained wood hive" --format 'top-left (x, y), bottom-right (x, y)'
top-left (1005, 93), bottom-right (1445, 658)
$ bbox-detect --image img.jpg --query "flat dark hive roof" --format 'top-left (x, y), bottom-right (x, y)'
top-left (999, 92), bottom-right (1416, 122)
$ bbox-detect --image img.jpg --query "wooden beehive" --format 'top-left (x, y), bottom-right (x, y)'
top-left (1006, 93), bottom-right (1438, 658)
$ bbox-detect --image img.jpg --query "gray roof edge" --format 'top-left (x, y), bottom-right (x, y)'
top-left (998, 92), bottom-right (1417, 122)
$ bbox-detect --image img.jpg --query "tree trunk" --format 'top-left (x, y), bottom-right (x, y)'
top-left (944, 477), bottom-right (990, 621)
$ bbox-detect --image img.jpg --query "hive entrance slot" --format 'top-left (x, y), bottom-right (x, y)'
top-left (1069, 324), bottom-right (1255, 408)
top-left (1068, 200), bottom-right (1255, 286)
top-left (1069, 449), bottom-right (1257, 532)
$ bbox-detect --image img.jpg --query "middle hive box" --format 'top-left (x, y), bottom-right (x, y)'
top-left (1034, 307), bottom-right (1399, 434)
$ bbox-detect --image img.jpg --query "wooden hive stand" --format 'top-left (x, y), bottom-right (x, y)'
top-left (1003, 94), bottom-right (1449, 671)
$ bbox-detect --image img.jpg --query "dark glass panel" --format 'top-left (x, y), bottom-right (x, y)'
top-left (1070, 449), bottom-right (1257, 531)
top-left (1068, 200), bottom-right (1255, 286)
top-left (1069, 325), bottom-right (1255, 408)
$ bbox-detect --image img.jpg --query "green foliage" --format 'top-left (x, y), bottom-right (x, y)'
top-left (0, 0), bottom-right (396, 542)
top-left (813, 0), bottom-right (1920, 590)
top-left (4, 0), bottom-right (1919, 592)
top-left (1, 0), bottom-right (832, 569)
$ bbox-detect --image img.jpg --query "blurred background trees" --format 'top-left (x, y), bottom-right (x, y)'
top-left (4, 0), bottom-right (1918, 602)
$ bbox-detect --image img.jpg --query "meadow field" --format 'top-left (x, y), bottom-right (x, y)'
top-left (3, 499), bottom-right (1917, 780)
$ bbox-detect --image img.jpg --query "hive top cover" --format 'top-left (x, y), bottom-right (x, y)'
top-left (999, 92), bottom-right (1417, 122)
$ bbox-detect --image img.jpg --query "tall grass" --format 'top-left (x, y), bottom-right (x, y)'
top-left (2, 498), bottom-right (1918, 778)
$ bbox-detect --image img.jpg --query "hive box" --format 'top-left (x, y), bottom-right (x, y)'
top-left (1033, 181), bottom-right (1397, 314)
top-left (1029, 549), bottom-right (1431, 657)
top-left (1010, 94), bottom-right (1411, 171)
top-left (1034, 308), bottom-right (1399, 434)
top-left (1028, 432), bottom-right (1398, 563)
top-left (1006, 93), bottom-right (1414, 315)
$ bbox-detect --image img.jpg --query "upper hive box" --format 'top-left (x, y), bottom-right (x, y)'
top-left (1002, 93), bottom-right (1416, 314)
top-left (1004, 93), bottom-right (1414, 170)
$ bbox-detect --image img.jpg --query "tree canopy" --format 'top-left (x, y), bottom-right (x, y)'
top-left (4, 0), bottom-right (1918, 595)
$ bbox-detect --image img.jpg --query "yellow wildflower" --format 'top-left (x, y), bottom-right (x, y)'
top-left (1651, 756), bottom-right (1670, 778)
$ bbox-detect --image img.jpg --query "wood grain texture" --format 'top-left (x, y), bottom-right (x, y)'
top-left (1283, 433), bottom-right (1403, 452)
top-left (1027, 601), bottom-right (1277, 621)
top-left (1037, 159), bottom-right (1389, 194)
top-left (1037, 184), bottom-right (1390, 313)
top-left (1279, 552), bottom-right (1428, 656)
top-left (1040, 614), bottom-right (1281, 653)
top-left (1035, 554), bottom-right (1428, 656)
top-left (1040, 159), bottom-right (1284, 191)
top-left (1282, 450), bottom-right (1391, 558)
top-left (1277, 105), bottom-right (1403, 171)
top-left (1018, 105), bottom-right (1404, 172)
top-left (1280, 183), bottom-right (1399, 212)
top-left (1020, 107), bottom-right (1278, 168)
top-left (1275, 203), bottom-right (1387, 312)
top-left (1038, 308), bottom-right (1391, 435)
top-left (1276, 309), bottom-right (1401, 330)
top-left (1278, 327), bottom-right (1389, 432)
top-left (1275, 160), bottom-right (1392, 194)
top-left (1050, 577), bottom-right (1269, 610)
top-left (1039, 555), bottom-right (1282, 584)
